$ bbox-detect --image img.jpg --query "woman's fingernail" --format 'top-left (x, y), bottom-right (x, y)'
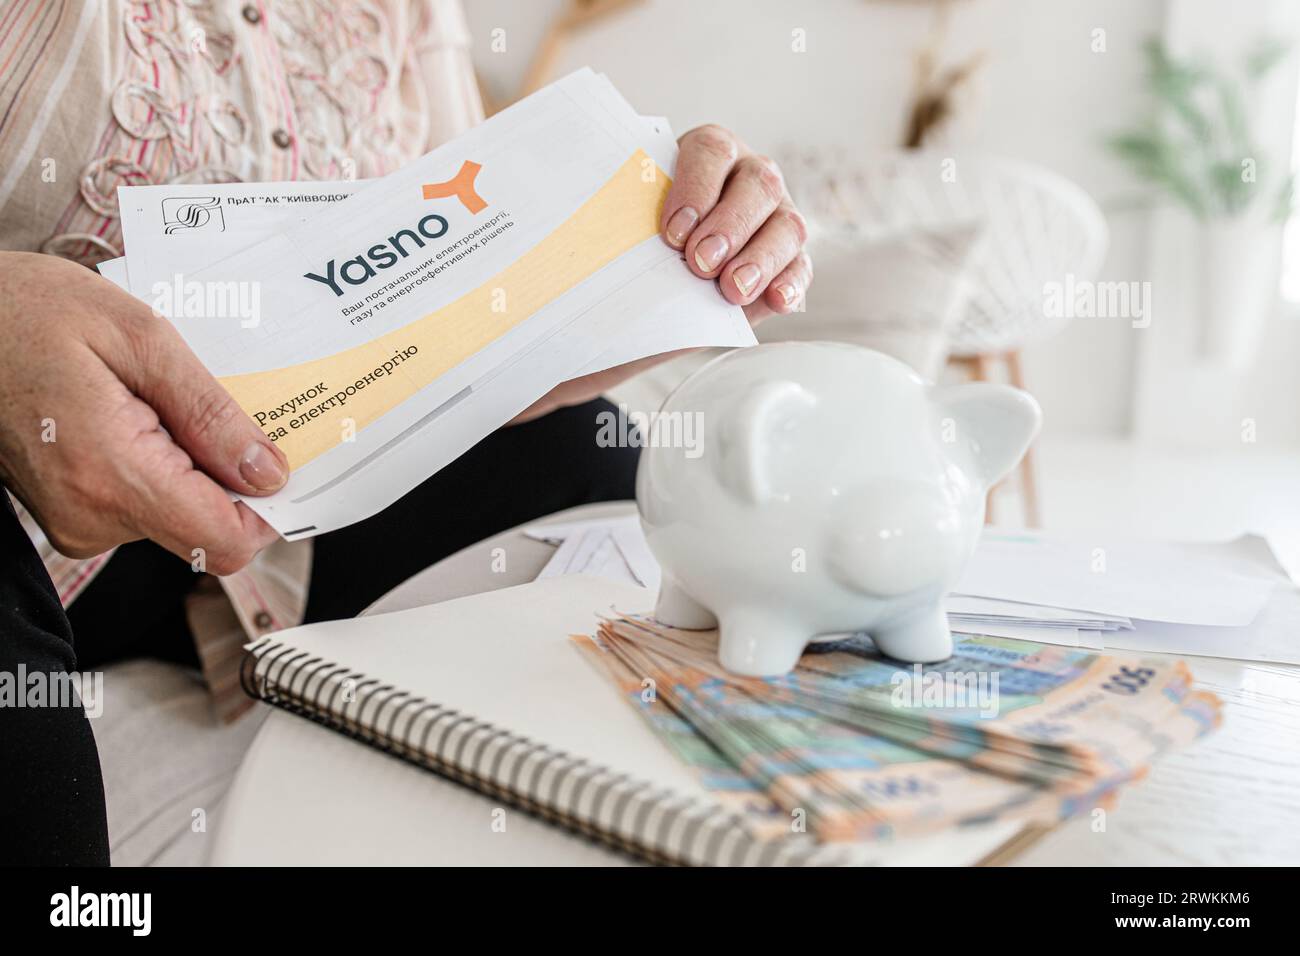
top-left (732, 263), bottom-right (762, 297)
top-left (694, 234), bottom-right (729, 273)
top-left (665, 206), bottom-right (698, 248)
top-left (240, 441), bottom-right (287, 491)
top-left (776, 282), bottom-right (799, 307)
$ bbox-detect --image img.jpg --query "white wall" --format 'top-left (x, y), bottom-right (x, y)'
top-left (465, 0), bottom-right (1168, 438)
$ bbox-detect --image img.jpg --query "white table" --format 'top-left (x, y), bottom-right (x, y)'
top-left (212, 440), bottom-right (1300, 865)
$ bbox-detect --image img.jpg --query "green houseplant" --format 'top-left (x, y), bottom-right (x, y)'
top-left (1108, 37), bottom-right (1294, 367)
top-left (1109, 37), bottom-right (1293, 222)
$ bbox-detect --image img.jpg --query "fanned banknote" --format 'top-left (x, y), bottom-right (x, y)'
top-left (573, 615), bottom-right (1221, 843)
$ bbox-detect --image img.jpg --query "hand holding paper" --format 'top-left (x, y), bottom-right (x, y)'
top-left (108, 71), bottom-right (760, 538)
top-left (0, 252), bottom-right (282, 574)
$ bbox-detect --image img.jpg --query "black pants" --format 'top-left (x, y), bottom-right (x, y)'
top-left (0, 400), bottom-right (639, 865)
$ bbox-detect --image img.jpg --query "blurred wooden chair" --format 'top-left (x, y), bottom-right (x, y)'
top-left (782, 151), bottom-right (1109, 526)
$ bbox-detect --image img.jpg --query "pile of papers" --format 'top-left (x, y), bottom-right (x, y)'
top-left (531, 517), bottom-right (1300, 665)
top-left (574, 615), bottom-right (1222, 842)
top-left (952, 533), bottom-right (1300, 665)
top-left (102, 70), bottom-right (754, 537)
top-left (532, 514), bottom-right (661, 591)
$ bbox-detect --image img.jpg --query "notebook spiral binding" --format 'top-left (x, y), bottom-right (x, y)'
top-left (241, 638), bottom-right (840, 867)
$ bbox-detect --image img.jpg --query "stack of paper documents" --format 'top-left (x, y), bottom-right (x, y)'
top-left (947, 532), bottom-right (1295, 662)
top-left (530, 517), bottom-right (1300, 665)
top-left (102, 70), bottom-right (755, 537)
top-left (943, 596), bottom-right (1133, 641)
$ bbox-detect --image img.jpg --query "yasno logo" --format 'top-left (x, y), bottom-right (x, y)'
top-left (304, 161), bottom-right (487, 297)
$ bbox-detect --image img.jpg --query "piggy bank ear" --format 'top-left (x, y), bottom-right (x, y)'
top-left (714, 381), bottom-right (818, 504)
top-left (932, 383), bottom-right (1042, 488)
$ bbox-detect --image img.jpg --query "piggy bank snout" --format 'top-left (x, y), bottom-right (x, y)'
top-left (828, 479), bottom-right (971, 598)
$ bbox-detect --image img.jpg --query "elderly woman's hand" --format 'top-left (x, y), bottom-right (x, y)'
top-left (661, 124), bottom-right (811, 320)
top-left (0, 252), bottom-right (285, 573)
top-left (511, 126), bottom-right (811, 422)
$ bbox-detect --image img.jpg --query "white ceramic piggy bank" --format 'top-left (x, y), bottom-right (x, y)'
top-left (636, 342), bottom-right (1041, 676)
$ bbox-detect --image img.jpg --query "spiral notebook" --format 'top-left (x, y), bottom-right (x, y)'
top-left (240, 575), bottom-right (1037, 866)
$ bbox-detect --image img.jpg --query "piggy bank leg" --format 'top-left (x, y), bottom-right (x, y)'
top-left (717, 610), bottom-right (809, 677)
top-left (870, 605), bottom-right (953, 663)
top-left (654, 576), bottom-right (718, 630)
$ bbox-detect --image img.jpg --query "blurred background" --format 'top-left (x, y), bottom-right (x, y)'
top-left (465, 0), bottom-right (1300, 560)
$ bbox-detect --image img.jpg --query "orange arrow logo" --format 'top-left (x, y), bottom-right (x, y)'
top-left (422, 160), bottom-right (487, 213)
